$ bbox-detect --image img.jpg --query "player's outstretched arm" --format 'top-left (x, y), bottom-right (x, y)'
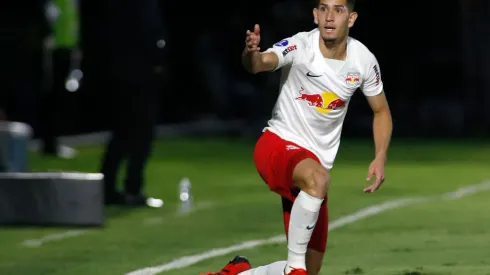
top-left (367, 91), bottom-right (392, 159)
top-left (241, 24), bottom-right (279, 74)
top-left (364, 91), bottom-right (392, 193)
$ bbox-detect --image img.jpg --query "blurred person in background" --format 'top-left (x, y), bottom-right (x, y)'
top-left (100, 0), bottom-right (167, 207)
top-left (38, 0), bottom-right (81, 159)
top-left (0, 0), bottom-right (78, 163)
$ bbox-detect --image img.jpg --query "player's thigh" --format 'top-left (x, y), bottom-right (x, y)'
top-left (254, 131), bottom-right (319, 201)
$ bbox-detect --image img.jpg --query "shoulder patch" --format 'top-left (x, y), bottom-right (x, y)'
top-left (274, 40), bottom-right (289, 47)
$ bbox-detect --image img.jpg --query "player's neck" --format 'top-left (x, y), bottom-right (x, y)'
top-left (318, 36), bottom-right (348, 61)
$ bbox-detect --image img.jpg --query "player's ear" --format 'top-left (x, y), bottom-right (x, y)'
top-left (348, 11), bottom-right (358, 28)
top-left (313, 8), bottom-right (319, 25)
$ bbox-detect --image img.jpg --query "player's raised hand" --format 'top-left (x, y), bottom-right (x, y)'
top-left (245, 24), bottom-right (261, 53)
top-left (364, 156), bottom-right (386, 193)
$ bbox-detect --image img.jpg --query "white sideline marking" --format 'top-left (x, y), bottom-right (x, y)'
top-left (442, 181), bottom-right (490, 199)
top-left (20, 201), bottom-right (218, 247)
top-left (22, 230), bottom-right (88, 248)
top-left (125, 181), bottom-right (490, 275)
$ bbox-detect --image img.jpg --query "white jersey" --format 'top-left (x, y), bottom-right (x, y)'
top-left (263, 28), bottom-right (384, 169)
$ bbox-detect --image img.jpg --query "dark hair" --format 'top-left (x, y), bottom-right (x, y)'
top-left (316, 0), bottom-right (356, 11)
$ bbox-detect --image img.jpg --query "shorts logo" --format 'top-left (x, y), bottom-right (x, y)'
top-left (286, 145), bottom-right (300, 150)
top-left (282, 45), bottom-right (297, 56)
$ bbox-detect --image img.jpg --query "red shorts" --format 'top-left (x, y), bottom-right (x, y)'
top-left (253, 130), bottom-right (329, 252)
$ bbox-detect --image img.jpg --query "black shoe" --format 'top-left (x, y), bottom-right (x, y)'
top-left (104, 190), bottom-right (125, 205)
top-left (123, 193), bottom-right (147, 206)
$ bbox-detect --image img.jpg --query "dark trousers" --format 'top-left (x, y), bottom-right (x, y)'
top-left (100, 73), bottom-right (161, 196)
top-left (38, 48), bottom-right (72, 153)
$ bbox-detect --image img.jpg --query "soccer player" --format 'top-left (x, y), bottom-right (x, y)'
top-left (201, 0), bottom-right (392, 274)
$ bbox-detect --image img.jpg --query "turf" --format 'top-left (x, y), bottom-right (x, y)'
top-left (0, 137), bottom-right (489, 275)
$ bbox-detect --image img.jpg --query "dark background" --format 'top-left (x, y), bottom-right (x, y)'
top-left (1, 0), bottom-right (489, 140)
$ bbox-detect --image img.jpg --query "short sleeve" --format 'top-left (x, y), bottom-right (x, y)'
top-left (361, 55), bottom-right (384, 96)
top-left (263, 37), bottom-right (301, 71)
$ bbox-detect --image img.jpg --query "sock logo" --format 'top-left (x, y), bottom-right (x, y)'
top-left (306, 224), bottom-right (315, 230)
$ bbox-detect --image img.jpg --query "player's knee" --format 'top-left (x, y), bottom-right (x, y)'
top-left (295, 167), bottom-right (330, 199)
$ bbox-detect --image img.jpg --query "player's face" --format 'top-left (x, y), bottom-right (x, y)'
top-left (313, 0), bottom-right (358, 43)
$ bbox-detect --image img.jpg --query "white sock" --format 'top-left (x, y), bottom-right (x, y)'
top-left (238, 261), bottom-right (287, 275)
top-left (285, 191), bottom-right (323, 273)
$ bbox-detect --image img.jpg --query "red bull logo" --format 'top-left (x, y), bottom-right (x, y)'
top-left (295, 87), bottom-right (346, 114)
top-left (345, 72), bottom-right (360, 88)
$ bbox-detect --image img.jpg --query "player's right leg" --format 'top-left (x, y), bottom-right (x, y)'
top-left (290, 159), bottom-right (329, 275)
top-left (253, 130), bottom-right (329, 275)
top-left (282, 197), bottom-right (328, 275)
top-left (284, 159), bottom-right (328, 274)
